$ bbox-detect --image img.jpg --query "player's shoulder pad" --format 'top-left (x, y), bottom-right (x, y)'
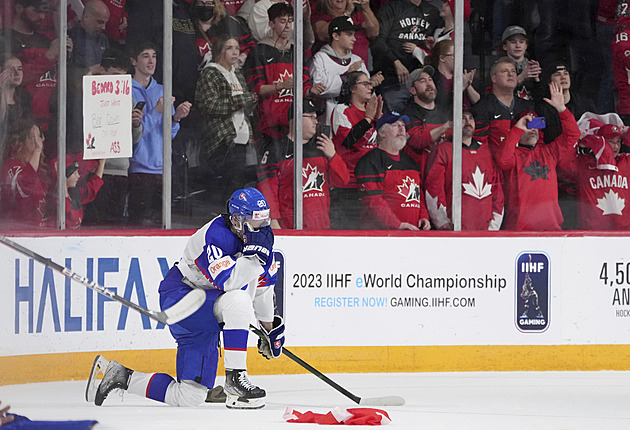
top-left (205, 216), bottom-right (241, 255)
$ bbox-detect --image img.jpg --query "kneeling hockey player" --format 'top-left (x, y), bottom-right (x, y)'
top-left (86, 188), bottom-right (285, 409)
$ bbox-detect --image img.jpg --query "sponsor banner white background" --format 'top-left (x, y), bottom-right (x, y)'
top-left (2, 235), bottom-right (630, 357)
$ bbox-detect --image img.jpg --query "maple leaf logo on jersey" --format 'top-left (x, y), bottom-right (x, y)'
top-left (596, 190), bottom-right (625, 215)
top-left (524, 160), bottom-right (550, 181)
top-left (462, 166), bottom-right (492, 200)
top-left (516, 85), bottom-right (531, 100)
top-left (198, 43), bottom-right (213, 69)
top-left (397, 176), bottom-right (421, 202)
top-left (303, 163), bottom-right (325, 192)
top-left (274, 70), bottom-right (293, 98)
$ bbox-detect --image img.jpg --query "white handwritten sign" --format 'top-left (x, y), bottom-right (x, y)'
top-left (82, 75), bottom-right (133, 159)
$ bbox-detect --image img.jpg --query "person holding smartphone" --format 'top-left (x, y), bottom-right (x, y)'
top-left (128, 41), bottom-right (191, 226)
top-left (257, 101), bottom-right (349, 229)
top-left (494, 82), bottom-right (580, 231)
top-left (82, 48), bottom-right (143, 227)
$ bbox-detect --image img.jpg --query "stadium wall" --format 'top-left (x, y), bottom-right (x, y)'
top-left (2, 231), bottom-right (630, 385)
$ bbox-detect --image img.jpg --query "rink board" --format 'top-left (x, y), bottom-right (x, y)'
top-left (1, 232), bottom-right (630, 384)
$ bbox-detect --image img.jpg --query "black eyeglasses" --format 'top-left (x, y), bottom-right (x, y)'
top-left (355, 81), bottom-right (373, 87)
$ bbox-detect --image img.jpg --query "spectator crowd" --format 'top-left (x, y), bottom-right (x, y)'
top-left (0, 0), bottom-right (629, 232)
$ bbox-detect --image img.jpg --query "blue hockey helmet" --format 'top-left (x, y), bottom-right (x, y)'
top-left (228, 188), bottom-right (271, 229)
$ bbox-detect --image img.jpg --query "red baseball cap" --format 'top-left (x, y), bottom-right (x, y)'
top-left (596, 124), bottom-right (623, 141)
top-left (510, 110), bottom-right (537, 128)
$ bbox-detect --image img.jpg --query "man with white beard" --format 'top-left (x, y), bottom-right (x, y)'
top-left (354, 112), bottom-right (431, 230)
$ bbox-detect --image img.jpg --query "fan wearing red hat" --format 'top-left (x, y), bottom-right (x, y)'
top-left (495, 82), bottom-right (580, 231)
top-left (569, 123), bottom-right (630, 230)
top-left (53, 156), bottom-right (106, 229)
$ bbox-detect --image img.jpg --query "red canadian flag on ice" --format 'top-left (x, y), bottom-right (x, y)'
top-left (283, 407), bottom-right (391, 425)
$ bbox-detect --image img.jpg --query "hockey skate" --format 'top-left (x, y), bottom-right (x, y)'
top-left (224, 369), bottom-right (266, 409)
top-left (85, 355), bottom-right (133, 406)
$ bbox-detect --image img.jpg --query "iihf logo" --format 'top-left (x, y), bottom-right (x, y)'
top-left (515, 252), bottom-right (550, 332)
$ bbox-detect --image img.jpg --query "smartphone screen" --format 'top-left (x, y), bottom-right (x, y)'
top-left (527, 117), bottom-right (546, 129)
top-left (134, 101), bottom-right (146, 111)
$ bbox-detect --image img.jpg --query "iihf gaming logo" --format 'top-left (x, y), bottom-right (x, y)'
top-left (515, 252), bottom-right (550, 332)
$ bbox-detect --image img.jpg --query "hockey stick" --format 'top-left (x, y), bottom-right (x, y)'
top-left (0, 235), bottom-right (206, 325)
top-left (250, 326), bottom-right (405, 406)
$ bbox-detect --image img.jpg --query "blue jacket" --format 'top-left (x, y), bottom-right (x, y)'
top-left (129, 77), bottom-right (180, 174)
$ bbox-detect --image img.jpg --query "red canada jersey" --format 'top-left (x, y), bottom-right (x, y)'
top-left (402, 102), bottom-right (451, 174)
top-left (257, 136), bottom-right (350, 229)
top-left (244, 43), bottom-right (312, 139)
top-left (222, 0), bottom-right (247, 16)
top-left (9, 29), bottom-right (57, 131)
top-left (331, 103), bottom-right (378, 188)
top-left (495, 109), bottom-right (580, 231)
top-left (104, 0), bottom-right (127, 43)
top-left (572, 154), bottom-right (630, 230)
top-left (598, 0), bottom-right (619, 26)
top-left (355, 148), bottom-right (429, 229)
top-left (424, 139), bottom-right (504, 230)
top-left (0, 159), bottom-right (49, 228)
top-left (612, 20), bottom-right (630, 115)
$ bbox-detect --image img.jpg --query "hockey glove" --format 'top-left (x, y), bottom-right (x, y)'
top-left (257, 316), bottom-right (285, 359)
top-left (243, 223), bottom-right (274, 266)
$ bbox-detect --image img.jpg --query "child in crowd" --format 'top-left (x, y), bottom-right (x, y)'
top-left (499, 25), bottom-right (541, 100)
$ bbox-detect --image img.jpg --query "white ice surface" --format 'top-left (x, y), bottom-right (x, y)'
top-left (1, 371), bottom-right (630, 429)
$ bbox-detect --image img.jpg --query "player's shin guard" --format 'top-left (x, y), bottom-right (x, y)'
top-left (128, 372), bottom-right (208, 407)
top-left (223, 328), bottom-right (249, 370)
top-left (126, 371), bottom-right (172, 402)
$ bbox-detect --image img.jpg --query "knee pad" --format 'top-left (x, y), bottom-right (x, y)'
top-left (165, 379), bottom-right (208, 407)
top-left (213, 290), bottom-right (255, 329)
